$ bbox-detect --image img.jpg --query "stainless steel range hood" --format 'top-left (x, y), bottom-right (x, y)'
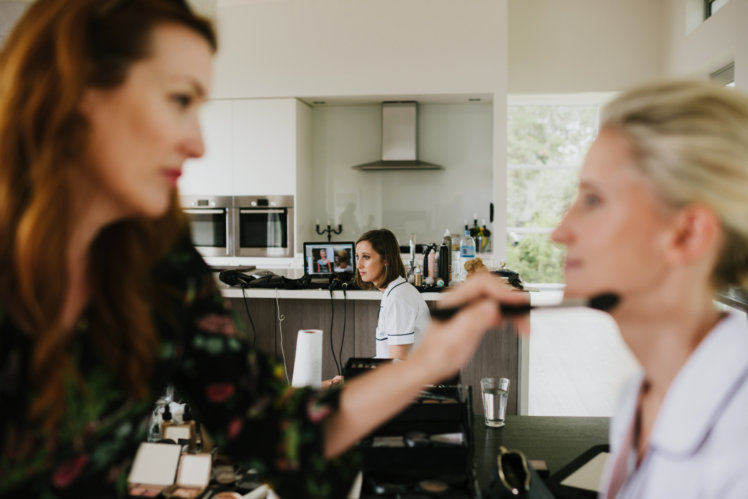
top-left (353, 101), bottom-right (443, 171)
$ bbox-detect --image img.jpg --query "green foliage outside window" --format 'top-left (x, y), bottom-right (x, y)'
top-left (506, 104), bottom-right (598, 283)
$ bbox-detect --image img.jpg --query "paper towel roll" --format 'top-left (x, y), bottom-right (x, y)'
top-left (291, 329), bottom-right (323, 388)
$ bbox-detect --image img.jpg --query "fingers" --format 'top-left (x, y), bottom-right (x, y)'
top-left (437, 273), bottom-right (529, 310)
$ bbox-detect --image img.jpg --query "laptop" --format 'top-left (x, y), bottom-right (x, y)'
top-left (302, 241), bottom-right (356, 287)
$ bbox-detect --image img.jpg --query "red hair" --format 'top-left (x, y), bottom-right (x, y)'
top-left (0, 0), bottom-right (215, 429)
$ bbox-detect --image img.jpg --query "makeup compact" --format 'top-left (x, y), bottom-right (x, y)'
top-left (127, 442), bottom-right (182, 496)
top-left (161, 453), bottom-right (212, 499)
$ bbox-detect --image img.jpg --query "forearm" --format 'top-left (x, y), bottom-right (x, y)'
top-left (323, 359), bottom-right (432, 458)
top-left (388, 344), bottom-right (410, 360)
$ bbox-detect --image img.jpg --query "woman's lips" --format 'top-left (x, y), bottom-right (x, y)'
top-left (163, 169), bottom-right (182, 186)
top-left (564, 259), bottom-right (581, 270)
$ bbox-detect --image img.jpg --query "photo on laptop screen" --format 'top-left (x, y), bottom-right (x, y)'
top-left (303, 242), bottom-right (356, 277)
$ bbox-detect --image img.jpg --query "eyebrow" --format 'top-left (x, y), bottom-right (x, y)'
top-left (189, 78), bottom-right (206, 99)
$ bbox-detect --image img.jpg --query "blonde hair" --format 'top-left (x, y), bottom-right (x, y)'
top-left (601, 80), bottom-right (748, 290)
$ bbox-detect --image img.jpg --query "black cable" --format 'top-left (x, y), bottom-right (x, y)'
top-left (338, 285), bottom-right (348, 376)
top-left (241, 287), bottom-right (257, 348)
top-left (273, 298), bottom-right (278, 360)
top-left (328, 288), bottom-right (340, 375)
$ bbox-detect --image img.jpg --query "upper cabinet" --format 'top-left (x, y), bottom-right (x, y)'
top-left (180, 98), bottom-right (303, 197)
top-left (180, 99), bottom-right (233, 195)
top-left (233, 98), bottom-right (297, 195)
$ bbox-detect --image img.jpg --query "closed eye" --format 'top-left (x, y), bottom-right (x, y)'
top-left (172, 93), bottom-right (193, 108)
top-left (581, 193), bottom-right (602, 208)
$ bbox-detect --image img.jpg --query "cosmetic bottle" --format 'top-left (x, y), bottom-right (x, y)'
top-left (160, 403), bottom-right (174, 439)
top-left (427, 244), bottom-right (436, 279)
top-left (414, 265), bottom-right (423, 287)
top-left (438, 243), bottom-right (450, 287)
top-left (422, 246), bottom-right (431, 279)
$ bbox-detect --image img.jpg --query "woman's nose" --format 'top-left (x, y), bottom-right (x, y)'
top-left (183, 119), bottom-right (205, 158)
top-left (551, 213), bottom-right (572, 245)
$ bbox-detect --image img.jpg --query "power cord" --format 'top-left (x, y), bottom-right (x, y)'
top-left (240, 287), bottom-right (257, 348)
top-left (328, 287), bottom-right (341, 375)
top-left (338, 284), bottom-right (348, 375)
top-left (275, 289), bottom-right (289, 384)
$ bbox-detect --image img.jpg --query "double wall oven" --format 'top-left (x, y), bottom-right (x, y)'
top-left (181, 195), bottom-right (294, 258)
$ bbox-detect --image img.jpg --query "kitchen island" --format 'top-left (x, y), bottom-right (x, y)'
top-left (222, 285), bottom-right (521, 416)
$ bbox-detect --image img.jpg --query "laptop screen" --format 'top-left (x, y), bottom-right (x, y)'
top-left (303, 242), bottom-right (356, 278)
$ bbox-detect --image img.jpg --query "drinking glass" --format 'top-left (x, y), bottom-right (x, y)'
top-left (480, 377), bottom-right (509, 427)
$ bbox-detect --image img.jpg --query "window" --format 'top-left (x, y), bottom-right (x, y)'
top-left (506, 96), bottom-right (608, 283)
top-left (704, 0), bottom-right (729, 19)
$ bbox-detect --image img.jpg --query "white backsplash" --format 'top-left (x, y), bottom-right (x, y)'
top-left (303, 102), bottom-right (494, 248)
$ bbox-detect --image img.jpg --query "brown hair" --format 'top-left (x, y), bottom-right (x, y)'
top-left (0, 0), bottom-right (216, 429)
top-left (355, 229), bottom-right (406, 290)
top-left (601, 80), bottom-right (748, 290)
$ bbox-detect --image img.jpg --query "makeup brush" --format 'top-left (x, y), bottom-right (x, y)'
top-left (430, 292), bottom-right (620, 321)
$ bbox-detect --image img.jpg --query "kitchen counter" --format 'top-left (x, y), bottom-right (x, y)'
top-left (219, 286), bottom-right (442, 301)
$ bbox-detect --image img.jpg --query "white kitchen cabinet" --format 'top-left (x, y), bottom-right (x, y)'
top-left (232, 98), bottom-right (297, 195)
top-left (179, 99), bottom-right (233, 196)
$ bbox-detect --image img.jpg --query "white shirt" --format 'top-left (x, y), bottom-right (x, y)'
top-left (375, 276), bottom-right (430, 359)
top-left (600, 311), bottom-right (748, 498)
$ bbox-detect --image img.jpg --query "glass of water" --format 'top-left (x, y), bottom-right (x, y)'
top-left (480, 377), bottom-right (509, 427)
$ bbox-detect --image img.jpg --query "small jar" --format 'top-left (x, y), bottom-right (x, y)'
top-left (414, 265), bottom-right (423, 287)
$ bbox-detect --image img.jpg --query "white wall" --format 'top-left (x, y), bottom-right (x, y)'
top-left (508, 0), bottom-right (664, 93)
top-left (0, 2), bottom-right (29, 47)
top-left (662, 0), bottom-right (748, 89)
top-left (214, 0), bottom-right (509, 254)
top-left (214, 0), bottom-right (506, 99)
top-left (309, 102), bottom-right (494, 246)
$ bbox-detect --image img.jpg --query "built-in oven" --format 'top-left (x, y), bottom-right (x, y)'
top-left (180, 195), bottom-right (233, 257)
top-left (234, 195), bottom-right (294, 257)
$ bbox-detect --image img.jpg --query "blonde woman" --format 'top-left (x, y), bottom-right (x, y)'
top-left (551, 80), bottom-right (748, 498)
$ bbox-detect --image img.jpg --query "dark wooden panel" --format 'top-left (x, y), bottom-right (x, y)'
top-left (230, 295), bottom-right (520, 415)
top-left (353, 300), bottom-right (379, 357)
top-left (229, 297), bottom-right (356, 381)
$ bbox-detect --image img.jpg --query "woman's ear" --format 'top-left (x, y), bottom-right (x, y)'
top-left (666, 204), bottom-right (722, 265)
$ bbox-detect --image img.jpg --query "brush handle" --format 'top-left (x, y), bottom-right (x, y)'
top-left (430, 293), bottom-right (619, 321)
top-left (430, 302), bottom-right (531, 321)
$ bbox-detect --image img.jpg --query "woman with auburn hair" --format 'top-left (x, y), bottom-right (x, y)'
top-left (550, 80), bottom-right (748, 497)
top-left (0, 1), bottom-right (515, 497)
top-left (355, 229), bottom-right (430, 359)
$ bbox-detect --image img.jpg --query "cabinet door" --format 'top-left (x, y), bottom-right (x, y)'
top-left (179, 100), bottom-right (233, 195)
top-left (232, 99), bottom-right (296, 195)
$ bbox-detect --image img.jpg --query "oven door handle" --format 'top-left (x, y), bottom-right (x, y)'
top-left (183, 209), bottom-right (225, 215)
top-left (239, 209), bottom-right (285, 214)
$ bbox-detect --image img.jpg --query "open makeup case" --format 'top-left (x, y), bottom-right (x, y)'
top-left (344, 358), bottom-right (479, 498)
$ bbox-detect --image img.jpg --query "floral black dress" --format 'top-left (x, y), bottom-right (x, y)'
top-left (0, 241), bottom-right (360, 498)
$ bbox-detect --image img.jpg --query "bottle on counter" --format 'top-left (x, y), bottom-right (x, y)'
top-left (427, 244), bottom-right (436, 280)
top-left (481, 219), bottom-right (492, 253)
top-left (438, 243), bottom-right (450, 287)
top-left (442, 229), bottom-right (452, 278)
top-left (422, 245), bottom-right (432, 279)
top-left (414, 264), bottom-right (423, 287)
top-left (459, 230), bottom-right (476, 280)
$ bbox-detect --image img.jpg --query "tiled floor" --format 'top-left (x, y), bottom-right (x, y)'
top-left (528, 307), bottom-right (640, 417)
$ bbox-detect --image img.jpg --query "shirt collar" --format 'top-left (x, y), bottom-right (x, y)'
top-left (382, 276), bottom-right (406, 295)
top-left (650, 311), bottom-right (748, 455)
